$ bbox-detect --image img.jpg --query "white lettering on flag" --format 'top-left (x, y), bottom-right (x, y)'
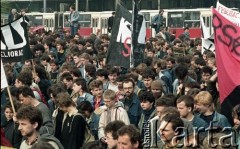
top-left (117, 17), bottom-right (131, 44)
top-left (1, 17), bottom-right (27, 50)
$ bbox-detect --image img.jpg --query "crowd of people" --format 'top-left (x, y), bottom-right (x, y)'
top-left (1, 6), bottom-right (240, 149)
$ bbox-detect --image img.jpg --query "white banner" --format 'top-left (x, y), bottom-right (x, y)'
top-left (1, 60), bottom-right (8, 89)
top-left (216, 1), bottom-right (240, 27)
top-left (201, 16), bottom-right (215, 53)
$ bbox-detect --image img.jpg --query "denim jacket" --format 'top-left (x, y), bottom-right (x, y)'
top-left (76, 92), bottom-right (94, 107)
top-left (88, 112), bottom-right (100, 140)
top-left (198, 111), bottom-right (231, 128)
top-left (122, 94), bottom-right (142, 127)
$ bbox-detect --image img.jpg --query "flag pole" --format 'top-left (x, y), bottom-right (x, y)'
top-left (6, 87), bottom-right (16, 114)
top-left (131, 0), bottom-right (141, 68)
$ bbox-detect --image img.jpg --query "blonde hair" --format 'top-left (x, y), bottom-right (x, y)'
top-left (194, 91), bottom-right (213, 106)
top-left (103, 89), bottom-right (116, 101)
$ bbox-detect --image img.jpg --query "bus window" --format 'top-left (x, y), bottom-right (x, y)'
top-left (79, 14), bottom-right (91, 27)
top-left (92, 18), bottom-right (98, 28)
top-left (183, 11), bottom-right (200, 28)
top-left (168, 12), bottom-right (184, 28)
top-left (28, 15), bottom-right (43, 26)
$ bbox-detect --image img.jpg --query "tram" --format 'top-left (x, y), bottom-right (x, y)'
top-left (1, 8), bottom-right (238, 38)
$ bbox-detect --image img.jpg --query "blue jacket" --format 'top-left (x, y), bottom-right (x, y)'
top-left (88, 112), bottom-right (100, 140)
top-left (76, 92), bottom-right (94, 107)
top-left (198, 111), bottom-right (231, 129)
top-left (122, 94), bottom-right (142, 127)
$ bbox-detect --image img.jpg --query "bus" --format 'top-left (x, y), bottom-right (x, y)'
top-left (1, 8), bottom-right (238, 38)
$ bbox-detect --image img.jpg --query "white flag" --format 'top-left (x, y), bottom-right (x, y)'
top-left (200, 16), bottom-right (215, 54)
top-left (1, 60), bottom-right (8, 89)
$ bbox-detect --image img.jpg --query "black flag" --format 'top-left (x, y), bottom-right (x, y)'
top-left (106, 4), bottom-right (146, 68)
top-left (1, 16), bottom-right (32, 62)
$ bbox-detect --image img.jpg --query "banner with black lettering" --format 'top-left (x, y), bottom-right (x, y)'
top-left (1, 16), bottom-right (32, 62)
top-left (212, 8), bottom-right (240, 125)
top-left (216, 1), bottom-right (240, 27)
top-left (106, 4), bottom-right (145, 68)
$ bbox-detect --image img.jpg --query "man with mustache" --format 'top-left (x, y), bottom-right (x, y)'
top-left (122, 79), bottom-right (142, 127)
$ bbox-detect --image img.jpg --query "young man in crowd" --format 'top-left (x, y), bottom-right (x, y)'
top-left (151, 79), bottom-right (164, 99)
top-left (16, 105), bottom-right (64, 149)
top-left (157, 114), bottom-right (184, 148)
top-left (142, 68), bottom-right (156, 92)
top-left (89, 80), bottom-right (105, 110)
top-left (79, 52), bottom-right (91, 80)
top-left (56, 92), bottom-right (86, 149)
top-left (173, 64), bottom-right (196, 95)
top-left (72, 78), bottom-right (94, 107)
top-left (177, 95), bottom-right (207, 128)
top-left (98, 89), bottom-right (130, 141)
top-left (60, 72), bottom-right (74, 95)
top-left (78, 101), bottom-right (100, 140)
top-left (117, 124), bottom-right (142, 149)
top-left (176, 95), bottom-right (208, 144)
top-left (194, 91), bottom-right (231, 128)
top-left (104, 120), bottom-right (125, 149)
top-left (122, 79), bottom-right (142, 127)
top-left (107, 67), bottom-right (119, 92)
top-left (17, 86), bottom-right (54, 135)
top-left (138, 91), bottom-right (156, 143)
top-left (96, 69), bottom-right (109, 91)
top-left (200, 66), bottom-right (212, 90)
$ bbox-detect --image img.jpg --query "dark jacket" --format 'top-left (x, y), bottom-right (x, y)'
top-left (122, 93), bottom-right (142, 127)
top-left (40, 133), bottom-right (64, 149)
top-left (108, 16), bottom-right (114, 33)
top-left (151, 14), bottom-right (163, 33)
top-left (60, 113), bottom-right (86, 149)
top-left (2, 119), bottom-right (22, 148)
top-left (88, 112), bottom-right (100, 140)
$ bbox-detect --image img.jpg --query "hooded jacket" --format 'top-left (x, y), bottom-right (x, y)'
top-left (98, 101), bottom-right (130, 139)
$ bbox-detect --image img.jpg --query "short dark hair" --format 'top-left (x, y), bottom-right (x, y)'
top-left (155, 96), bottom-right (176, 107)
top-left (17, 86), bottom-right (35, 98)
top-left (139, 91), bottom-right (155, 103)
top-left (70, 5), bottom-right (75, 10)
top-left (161, 106), bottom-right (180, 118)
top-left (78, 101), bottom-right (94, 113)
top-left (176, 95), bottom-right (194, 111)
top-left (56, 92), bottom-right (75, 107)
top-left (33, 44), bottom-right (45, 53)
top-left (85, 64), bottom-right (96, 77)
top-left (60, 72), bottom-right (73, 81)
top-left (47, 83), bottom-right (66, 98)
top-left (96, 69), bottom-right (109, 79)
top-left (108, 67), bottom-right (119, 75)
top-left (142, 68), bottom-right (155, 80)
top-left (16, 105), bottom-right (43, 131)
top-left (17, 72), bottom-right (33, 86)
top-left (201, 66), bottom-right (213, 75)
top-left (161, 114), bottom-right (184, 135)
top-left (174, 64), bottom-right (188, 80)
top-left (117, 125), bottom-right (141, 146)
top-left (89, 80), bottom-right (103, 90)
top-left (73, 78), bottom-right (88, 92)
top-left (123, 79), bottom-right (135, 88)
top-left (105, 120), bottom-right (125, 140)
